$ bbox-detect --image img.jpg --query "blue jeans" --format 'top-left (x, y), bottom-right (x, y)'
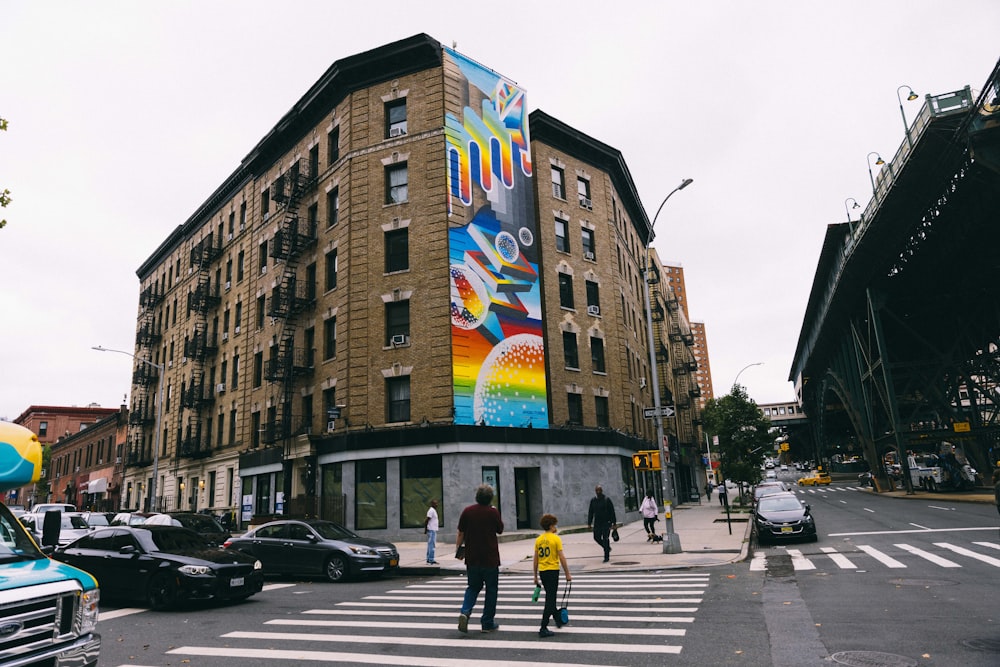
top-left (461, 565), bottom-right (499, 628)
top-left (426, 530), bottom-right (437, 561)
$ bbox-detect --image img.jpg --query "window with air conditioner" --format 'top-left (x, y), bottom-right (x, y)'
top-left (391, 334), bottom-right (408, 346)
top-left (216, 383), bottom-right (225, 394)
top-left (385, 300), bottom-right (410, 347)
top-left (385, 99), bottom-right (407, 139)
top-left (581, 228), bottom-right (596, 260)
top-left (587, 304), bottom-right (601, 316)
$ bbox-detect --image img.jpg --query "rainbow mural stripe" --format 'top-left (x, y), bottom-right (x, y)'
top-left (445, 47), bottom-right (548, 428)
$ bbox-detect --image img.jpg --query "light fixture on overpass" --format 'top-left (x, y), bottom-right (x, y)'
top-left (866, 152), bottom-right (886, 195)
top-left (844, 198), bottom-right (860, 235)
top-left (897, 85), bottom-right (919, 149)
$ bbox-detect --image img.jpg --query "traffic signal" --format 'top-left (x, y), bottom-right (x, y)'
top-left (632, 450), bottom-right (661, 470)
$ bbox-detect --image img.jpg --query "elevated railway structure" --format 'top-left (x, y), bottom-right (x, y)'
top-left (790, 60), bottom-right (1000, 492)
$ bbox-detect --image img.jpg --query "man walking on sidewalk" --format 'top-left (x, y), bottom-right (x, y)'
top-left (424, 499), bottom-right (439, 564)
top-left (587, 485), bottom-right (616, 562)
top-left (456, 484), bottom-right (504, 633)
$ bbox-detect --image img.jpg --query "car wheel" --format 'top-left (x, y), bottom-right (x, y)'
top-left (147, 572), bottom-right (178, 610)
top-left (324, 554), bottom-right (349, 582)
top-left (926, 478), bottom-right (935, 492)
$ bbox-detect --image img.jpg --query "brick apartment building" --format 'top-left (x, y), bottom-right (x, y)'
top-left (125, 34), bottom-right (706, 539)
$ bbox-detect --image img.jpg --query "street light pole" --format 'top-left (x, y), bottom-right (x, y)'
top-left (866, 152), bottom-right (885, 195)
top-left (93, 346), bottom-right (162, 512)
top-left (733, 362), bottom-right (764, 390)
top-left (643, 177), bottom-right (692, 555)
top-left (896, 85), bottom-right (919, 149)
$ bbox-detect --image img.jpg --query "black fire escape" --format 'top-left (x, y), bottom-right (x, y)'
top-left (182, 234), bottom-right (221, 459)
top-left (128, 283), bottom-right (162, 468)
top-left (262, 159), bottom-right (317, 445)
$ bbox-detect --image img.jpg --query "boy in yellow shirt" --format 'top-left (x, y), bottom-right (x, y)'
top-left (533, 513), bottom-right (572, 638)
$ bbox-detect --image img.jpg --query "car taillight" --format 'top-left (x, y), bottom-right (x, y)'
top-left (222, 539), bottom-right (233, 548)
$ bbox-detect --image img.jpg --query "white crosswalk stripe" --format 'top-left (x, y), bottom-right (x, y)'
top-left (164, 572), bottom-right (709, 665)
top-left (755, 540), bottom-right (1000, 572)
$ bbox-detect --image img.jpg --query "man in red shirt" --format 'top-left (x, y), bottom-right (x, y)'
top-left (456, 483), bottom-right (504, 633)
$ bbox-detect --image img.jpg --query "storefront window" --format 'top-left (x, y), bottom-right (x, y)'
top-left (620, 457), bottom-right (639, 512)
top-left (356, 459), bottom-right (387, 530)
top-left (400, 455), bottom-right (442, 529)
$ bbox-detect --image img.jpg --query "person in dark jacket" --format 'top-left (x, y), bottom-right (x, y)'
top-left (586, 485), bottom-right (616, 562)
top-left (456, 484), bottom-right (504, 633)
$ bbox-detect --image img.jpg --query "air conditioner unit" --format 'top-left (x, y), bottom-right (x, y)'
top-left (389, 127), bottom-right (406, 138)
top-left (234, 326), bottom-right (241, 334)
top-left (216, 383), bottom-right (226, 394)
top-left (327, 421), bottom-right (335, 433)
top-left (580, 197), bottom-right (593, 209)
top-left (222, 332), bottom-right (229, 341)
top-left (227, 233), bottom-right (233, 241)
top-left (391, 334), bottom-right (408, 346)
top-left (584, 251), bottom-right (595, 261)
top-left (587, 305), bottom-right (601, 316)
top-left (75, 466), bottom-right (80, 472)
top-left (167, 360), bottom-right (173, 368)
top-left (261, 265), bottom-right (267, 274)
top-left (225, 281), bottom-right (231, 290)
top-left (115, 457), bottom-right (121, 464)
top-left (97, 459), bottom-right (102, 465)
top-left (639, 377), bottom-right (647, 388)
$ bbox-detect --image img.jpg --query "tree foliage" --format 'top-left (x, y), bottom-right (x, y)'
top-left (1, 116), bottom-right (9, 229)
top-left (702, 384), bottom-right (773, 487)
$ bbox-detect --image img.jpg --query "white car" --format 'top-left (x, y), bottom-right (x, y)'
top-left (780, 464), bottom-right (789, 471)
top-left (20, 511), bottom-right (93, 546)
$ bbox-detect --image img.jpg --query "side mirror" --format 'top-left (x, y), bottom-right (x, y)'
top-left (119, 545), bottom-right (137, 555)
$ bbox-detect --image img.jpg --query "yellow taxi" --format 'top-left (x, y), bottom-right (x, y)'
top-left (797, 472), bottom-right (832, 486)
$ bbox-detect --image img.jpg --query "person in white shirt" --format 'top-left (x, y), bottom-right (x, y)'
top-left (639, 492), bottom-right (658, 541)
top-left (424, 499), bottom-right (440, 564)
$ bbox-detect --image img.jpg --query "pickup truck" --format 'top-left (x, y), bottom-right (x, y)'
top-left (797, 472), bottom-right (832, 486)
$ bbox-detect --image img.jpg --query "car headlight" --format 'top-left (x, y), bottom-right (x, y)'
top-left (254, 559), bottom-right (262, 570)
top-left (77, 588), bottom-right (100, 635)
top-left (178, 564), bottom-right (212, 576)
top-left (348, 545), bottom-right (377, 556)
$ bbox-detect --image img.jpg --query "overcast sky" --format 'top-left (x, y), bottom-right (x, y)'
top-left (2, 1), bottom-right (998, 420)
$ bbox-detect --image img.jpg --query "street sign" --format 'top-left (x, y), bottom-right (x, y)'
top-left (642, 405), bottom-right (676, 419)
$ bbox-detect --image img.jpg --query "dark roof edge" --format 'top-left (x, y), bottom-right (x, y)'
top-left (137, 33), bottom-right (443, 281)
top-left (529, 110), bottom-right (651, 242)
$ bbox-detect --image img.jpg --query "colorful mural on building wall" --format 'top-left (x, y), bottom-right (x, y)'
top-left (445, 47), bottom-right (548, 428)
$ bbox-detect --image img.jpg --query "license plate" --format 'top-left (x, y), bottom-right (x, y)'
top-left (230, 576), bottom-right (245, 587)
top-left (780, 526), bottom-right (793, 533)
top-left (389, 559), bottom-right (398, 567)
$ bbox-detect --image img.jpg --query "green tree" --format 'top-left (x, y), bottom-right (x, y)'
top-left (0, 116), bottom-right (9, 229)
top-left (702, 384), bottom-right (773, 497)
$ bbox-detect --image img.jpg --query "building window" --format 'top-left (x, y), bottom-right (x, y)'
top-left (356, 458), bottom-right (387, 530)
top-left (234, 302), bottom-right (242, 332)
top-left (555, 218), bottom-right (569, 253)
top-left (577, 178), bottom-right (592, 209)
top-left (386, 376), bottom-right (411, 423)
top-left (327, 187), bottom-right (339, 227)
top-left (586, 280), bottom-right (600, 313)
top-left (385, 300), bottom-right (410, 345)
top-left (595, 396), bottom-right (610, 428)
top-left (327, 126), bottom-right (339, 165)
top-left (259, 240), bottom-right (268, 273)
top-left (563, 331), bottom-right (579, 369)
top-left (253, 351), bottom-right (263, 388)
top-left (558, 273), bottom-right (574, 309)
top-left (324, 316), bottom-right (337, 360)
top-left (38, 421), bottom-right (47, 438)
top-left (261, 188), bottom-right (270, 218)
top-left (591, 336), bottom-right (606, 373)
top-left (325, 249), bottom-right (338, 291)
top-left (581, 228), bottom-right (595, 260)
top-left (237, 250), bottom-right (245, 282)
top-left (228, 409), bottom-right (237, 444)
top-left (567, 393), bottom-right (583, 425)
top-left (386, 163), bottom-right (408, 204)
top-left (251, 411), bottom-right (261, 448)
top-left (309, 145), bottom-right (319, 181)
top-left (307, 203), bottom-right (318, 233)
top-left (386, 99), bottom-right (407, 137)
top-left (401, 455), bottom-right (442, 529)
top-left (256, 295), bottom-right (266, 329)
top-left (551, 166), bottom-right (565, 199)
top-left (385, 228), bottom-right (409, 273)
top-left (232, 353), bottom-right (239, 388)
top-left (239, 202), bottom-right (246, 230)
top-left (304, 327), bottom-right (315, 368)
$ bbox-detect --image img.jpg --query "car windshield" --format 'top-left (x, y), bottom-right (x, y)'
top-left (85, 514), bottom-right (109, 526)
top-left (177, 515), bottom-right (225, 532)
top-left (64, 515), bottom-right (89, 529)
top-left (759, 497), bottom-right (803, 512)
top-left (311, 521), bottom-right (358, 540)
top-left (0, 506), bottom-right (44, 561)
top-left (755, 486), bottom-right (784, 498)
top-left (148, 529), bottom-right (211, 553)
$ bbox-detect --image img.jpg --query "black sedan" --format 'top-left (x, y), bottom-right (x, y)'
top-left (223, 519), bottom-right (399, 582)
top-left (753, 492), bottom-right (818, 544)
top-left (53, 525), bottom-right (264, 609)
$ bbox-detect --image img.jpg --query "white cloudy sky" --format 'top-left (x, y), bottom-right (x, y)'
top-left (2, 1), bottom-right (998, 419)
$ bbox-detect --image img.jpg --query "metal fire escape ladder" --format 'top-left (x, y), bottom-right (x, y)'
top-left (181, 234), bottom-right (221, 459)
top-left (129, 284), bottom-right (163, 467)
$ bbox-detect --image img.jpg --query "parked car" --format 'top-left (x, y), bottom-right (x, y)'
top-left (79, 511), bottom-right (114, 528)
top-left (111, 511), bottom-right (158, 526)
top-left (753, 492), bottom-right (818, 544)
top-left (52, 525), bottom-right (263, 609)
top-left (753, 483), bottom-right (789, 505)
top-left (30, 503), bottom-right (76, 514)
top-left (20, 511), bottom-right (93, 545)
top-left (223, 519), bottom-right (399, 582)
top-left (798, 472), bottom-right (832, 486)
top-left (144, 512), bottom-right (230, 545)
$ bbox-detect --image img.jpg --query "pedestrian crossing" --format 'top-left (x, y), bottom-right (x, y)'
top-left (162, 572), bottom-right (711, 666)
top-left (750, 540), bottom-right (1000, 572)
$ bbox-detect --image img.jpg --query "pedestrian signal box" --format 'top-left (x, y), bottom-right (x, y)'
top-left (632, 450), bottom-right (661, 471)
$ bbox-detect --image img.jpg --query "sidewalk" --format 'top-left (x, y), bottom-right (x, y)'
top-left (396, 500), bottom-right (751, 576)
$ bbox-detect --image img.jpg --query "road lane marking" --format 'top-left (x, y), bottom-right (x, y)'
top-left (332, 602), bottom-right (700, 612)
top-left (973, 542), bottom-right (1000, 551)
top-left (895, 543), bottom-right (960, 567)
top-left (828, 526), bottom-right (996, 537)
top-left (934, 543), bottom-right (1000, 567)
top-left (265, 618), bottom-right (687, 636)
top-left (863, 508), bottom-right (875, 513)
top-left (168, 646), bottom-right (636, 666)
top-left (786, 549), bottom-right (816, 570)
top-left (220, 631), bottom-right (685, 654)
top-left (307, 608), bottom-right (696, 620)
top-left (855, 544), bottom-right (906, 568)
top-left (750, 553), bottom-right (767, 571)
top-left (909, 523), bottom-right (930, 530)
top-left (98, 607), bottom-right (146, 621)
top-left (927, 505), bottom-right (955, 511)
top-left (820, 547), bottom-right (857, 569)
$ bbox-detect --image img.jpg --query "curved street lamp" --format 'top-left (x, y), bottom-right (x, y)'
top-left (732, 362), bottom-right (764, 391)
top-left (866, 152), bottom-right (885, 195)
top-left (93, 346), bottom-right (162, 512)
top-left (897, 85), bottom-right (919, 149)
top-left (643, 177), bottom-right (693, 554)
top-left (844, 197), bottom-right (860, 235)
